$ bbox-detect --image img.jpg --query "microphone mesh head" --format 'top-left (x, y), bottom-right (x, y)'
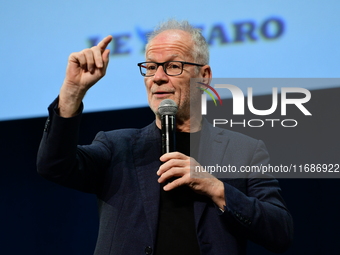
top-left (158, 99), bottom-right (178, 115)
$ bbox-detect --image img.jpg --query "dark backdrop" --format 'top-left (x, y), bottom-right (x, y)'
top-left (1, 87), bottom-right (339, 255)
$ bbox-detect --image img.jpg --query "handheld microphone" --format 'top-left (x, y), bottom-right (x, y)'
top-left (158, 99), bottom-right (178, 154)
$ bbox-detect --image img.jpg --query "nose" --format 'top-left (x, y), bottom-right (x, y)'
top-left (153, 65), bottom-right (169, 85)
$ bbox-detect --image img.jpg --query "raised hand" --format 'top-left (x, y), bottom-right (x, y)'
top-left (59, 35), bottom-right (112, 117)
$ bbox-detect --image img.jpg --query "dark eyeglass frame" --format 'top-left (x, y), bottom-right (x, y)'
top-left (137, 61), bottom-right (204, 77)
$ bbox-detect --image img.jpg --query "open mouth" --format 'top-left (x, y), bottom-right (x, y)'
top-left (153, 90), bottom-right (174, 96)
top-left (154, 92), bottom-right (171, 95)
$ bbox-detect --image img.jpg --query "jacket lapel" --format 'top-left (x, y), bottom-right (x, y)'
top-left (133, 120), bottom-right (231, 239)
top-left (194, 118), bottom-right (230, 227)
top-left (133, 122), bottom-right (162, 245)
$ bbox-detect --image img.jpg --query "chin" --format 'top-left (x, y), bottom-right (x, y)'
top-left (149, 102), bottom-right (159, 116)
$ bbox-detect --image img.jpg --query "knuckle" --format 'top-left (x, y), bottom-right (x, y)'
top-left (81, 49), bottom-right (88, 54)
top-left (82, 48), bottom-right (93, 56)
top-left (69, 52), bottom-right (80, 60)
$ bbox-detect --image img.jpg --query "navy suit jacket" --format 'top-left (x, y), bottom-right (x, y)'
top-left (37, 100), bottom-right (293, 255)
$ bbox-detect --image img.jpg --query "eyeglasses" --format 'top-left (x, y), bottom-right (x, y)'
top-left (137, 61), bottom-right (204, 77)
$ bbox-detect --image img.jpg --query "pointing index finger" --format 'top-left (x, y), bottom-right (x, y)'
top-left (97, 35), bottom-right (113, 52)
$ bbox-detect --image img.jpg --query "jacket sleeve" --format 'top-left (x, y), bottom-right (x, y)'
top-left (220, 140), bottom-right (294, 253)
top-left (36, 98), bottom-right (112, 193)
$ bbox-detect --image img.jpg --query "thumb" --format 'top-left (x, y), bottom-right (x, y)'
top-left (102, 49), bottom-right (110, 72)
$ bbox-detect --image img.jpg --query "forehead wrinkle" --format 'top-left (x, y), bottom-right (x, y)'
top-left (146, 43), bottom-right (193, 62)
top-left (146, 54), bottom-right (179, 62)
top-left (147, 41), bottom-right (192, 52)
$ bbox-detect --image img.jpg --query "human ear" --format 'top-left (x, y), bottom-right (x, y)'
top-left (200, 65), bottom-right (212, 84)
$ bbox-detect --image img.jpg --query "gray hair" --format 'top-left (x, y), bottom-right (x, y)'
top-left (146, 19), bottom-right (209, 65)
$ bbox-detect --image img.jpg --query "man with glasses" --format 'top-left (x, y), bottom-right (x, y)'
top-left (37, 20), bottom-right (293, 255)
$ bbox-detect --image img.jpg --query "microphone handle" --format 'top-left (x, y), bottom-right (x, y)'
top-left (161, 114), bottom-right (176, 154)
